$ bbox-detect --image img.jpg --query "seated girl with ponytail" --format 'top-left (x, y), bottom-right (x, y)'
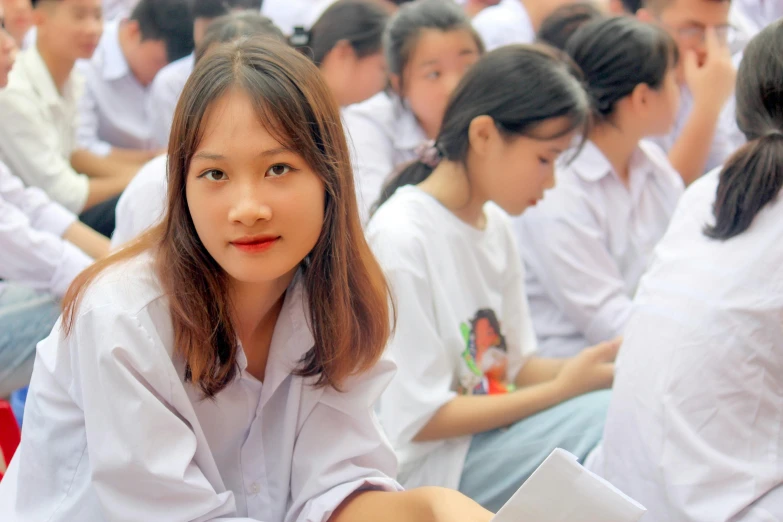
top-left (589, 20), bottom-right (783, 522)
top-left (290, 0), bottom-right (390, 108)
top-left (515, 16), bottom-right (684, 358)
top-left (367, 44), bottom-right (620, 513)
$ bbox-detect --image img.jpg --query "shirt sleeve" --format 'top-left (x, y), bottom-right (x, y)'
top-left (0, 91), bottom-right (90, 213)
top-left (76, 74), bottom-right (112, 157)
top-left (514, 187), bottom-right (632, 347)
top-left (342, 107), bottom-right (396, 224)
top-left (70, 303), bottom-right (260, 522)
top-left (287, 357), bottom-right (403, 522)
top-left (111, 154), bottom-right (168, 248)
top-left (147, 73), bottom-right (179, 149)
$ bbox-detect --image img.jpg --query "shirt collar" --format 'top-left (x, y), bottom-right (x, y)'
top-left (570, 140), bottom-right (656, 188)
top-left (19, 45), bottom-right (79, 108)
top-left (98, 21), bottom-right (131, 81)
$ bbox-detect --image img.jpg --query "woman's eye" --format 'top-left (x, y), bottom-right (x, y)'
top-left (200, 169), bottom-right (227, 181)
top-left (538, 157), bottom-right (551, 165)
top-left (266, 164), bottom-right (291, 177)
top-left (425, 71), bottom-right (440, 80)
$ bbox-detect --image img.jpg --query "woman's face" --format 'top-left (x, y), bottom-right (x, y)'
top-left (186, 88), bottom-right (325, 288)
top-left (395, 28), bottom-right (481, 139)
top-left (339, 49), bottom-right (387, 107)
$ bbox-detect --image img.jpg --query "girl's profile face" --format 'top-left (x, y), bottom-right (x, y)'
top-left (396, 28), bottom-right (480, 138)
top-left (339, 49), bottom-right (387, 107)
top-left (185, 88), bottom-right (326, 288)
top-left (640, 66), bottom-right (680, 136)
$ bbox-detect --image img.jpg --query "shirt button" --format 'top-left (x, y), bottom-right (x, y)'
top-left (248, 482), bottom-right (261, 496)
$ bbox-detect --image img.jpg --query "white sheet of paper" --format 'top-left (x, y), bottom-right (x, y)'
top-left (491, 448), bottom-right (647, 522)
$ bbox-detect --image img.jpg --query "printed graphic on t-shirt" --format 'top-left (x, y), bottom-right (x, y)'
top-left (458, 309), bottom-right (513, 395)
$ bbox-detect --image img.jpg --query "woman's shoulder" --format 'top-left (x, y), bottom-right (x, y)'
top-left (343, 92), bottom-right (398, 130)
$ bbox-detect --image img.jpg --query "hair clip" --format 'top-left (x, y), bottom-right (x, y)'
top-left (289, 26), bottom-right (311, 47)
top-left (416, 140), bottom-right (443, 169)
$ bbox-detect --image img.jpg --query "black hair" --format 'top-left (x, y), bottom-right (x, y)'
top-left (374, 44), bottom-right (589, 210)
top-left (383, 0), bottom-right (483, 83)
top-left (292, 0), bottom-right (390, 66)
top-left (191, 0), bottom-right (264, 20)
top-left (621, 0), bottom-right (642, 12)
top-left (536, 2), bottom-right (605, 51)
top-left (704, 20), bottom-right (783, 240)
top-left (195, 11), bottom-right (285, 63)
top-left (131, 0), bottom-right (195, 62)
top-left (565, 16), bottom-right (678, 120)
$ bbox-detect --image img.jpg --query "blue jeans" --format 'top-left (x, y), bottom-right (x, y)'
top-left (458, 390), bottom-right (611, 513)
top-left (0, 285), bottom-right (61, 397)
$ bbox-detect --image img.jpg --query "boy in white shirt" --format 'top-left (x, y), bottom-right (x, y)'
top-left (0, 0), bottom-right (143, 236)
top-left (76, 0), bottom-right (193, 159)
top-left (0, 25), bottom-right (108, 398)
top-left (638, 0), bottom-right (745, 183)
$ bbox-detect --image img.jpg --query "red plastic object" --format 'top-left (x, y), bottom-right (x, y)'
top-left (0, 400), bottom-right (21, 482)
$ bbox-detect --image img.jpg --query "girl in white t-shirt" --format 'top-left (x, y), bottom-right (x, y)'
top-left (0, 38), bottom-right (494, 522)
top-left (368, 44), bottom-right (619, 513)
top-left (343, 0), bottom-right (484, 222)
top-left (514, 16), bottom-right (684, 358)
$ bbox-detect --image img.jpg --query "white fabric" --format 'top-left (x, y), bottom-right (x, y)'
top-left (732, 0), bottom-right (783, 34)
top-left (77, 21), bottom-right (153, 155)
top-left (343, 92), bottom-right (427, 224)
top-left (367, 186), bottom-right (537, 491)
top-left (0, 46), bottom-right (89, 213)
top-left (0, 253), bottom-right (402, 521)
top-left (103, 0), bottom-right (140, 21)
top-left (471, 0), bottom-right (535, 51)
top-left (147, 53), bottom-right (194, 148)
top-left (514, 140), bottom-right (683, 357)
top-left (0, 161), bottom-right (91, 299)
top-left (21, 27), bottom-right (36, 51)
top-left (260, 0), bottom-right (317, 36)
top-left (649, 85), bottom-right (746, 176)
top-left (589, 168), bottom-right (783, 522)
top-left (111, 154), bottom-right (168, 247)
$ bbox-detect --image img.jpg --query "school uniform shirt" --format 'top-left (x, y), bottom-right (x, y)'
top-left (650, 85), bottom-right (746, 176)
top-left (103, 0), bottom-right (140, 21)
top-left (514, 140), bottom-right (684, 358)
top-left (343, 92), bottom-right (428, 224)
top-left (732, 0), bottom-right (783, 34)
top-left (0, 253), bottom-right (402, 521)
top-left (77, 20), bottom-right (153, 155)
top-left (111, 154), bottom-right (168, 247)
top-left (0, 46), bottom-right (89, 214)
top-left (261, 0), bottom-right (317, 36)
top-left (367, 186), bottom-right (537, 490)
top-left (588, 169), bottom-right (783, 522)
top-left (147, 53), bottom-right (194, 148)
top-left (0, 161), bottom-right (92, 299)
top-left (471, 0), bottom-right (535, 52)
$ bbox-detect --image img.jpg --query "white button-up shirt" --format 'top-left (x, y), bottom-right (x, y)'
top-left (0, 161), bottom-right (91, 298)
top-left (103, 0), bottom-right (140, 21)
top-left (513, 140), bottom-right (684, 358)
top-left (111, 153), bottom-right (168, 247)
top-left (77, 20), bottom-right (153, 155)
top-left (0, 253), bottom-right (401, 521)
top-left (343, 92), bottom-right (428, 223)
top-left (471, 0), bottom-right (534, 52)
top-left (147, 52), bottom-right (194, 148)
top-left (732, 0), bottom-right (783, 34)
top-left (0, 46), bottom-right (89, 213)
top-left (589, 169), bottom-right (783, 522)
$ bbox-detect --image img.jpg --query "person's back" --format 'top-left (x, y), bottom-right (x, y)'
top-left (592, 20), bottom-right (783, 521)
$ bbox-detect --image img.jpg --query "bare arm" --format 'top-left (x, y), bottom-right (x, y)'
top-left (332, 487), bottom-right (493, 522)
top-left (62, 221), bottom-right (110, 259)
top-left (514, 356), bottom-right (566, 387)
top-left (106, 147), bottom-right (165, 165)
top-left (71, 149), bottom-right (142, 179)
top-left (82, 174), bottom-right (134, 211)
top-left (667, 102), bottom-right (723, 185)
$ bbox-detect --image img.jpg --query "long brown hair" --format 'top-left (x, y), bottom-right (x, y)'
top-left (63, 37), bottom-right (393, 397)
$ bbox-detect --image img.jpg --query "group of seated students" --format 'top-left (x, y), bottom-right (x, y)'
top-left (0, 0), bottom-right (781, 520)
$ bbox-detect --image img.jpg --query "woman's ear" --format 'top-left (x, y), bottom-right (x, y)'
top-left (628, 82), bottom-right (652, 113)
top-left (467, 115), bottom-right (497, 157)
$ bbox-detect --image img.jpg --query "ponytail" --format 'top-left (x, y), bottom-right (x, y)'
top-left (704, 132), bottom-right (783, 240)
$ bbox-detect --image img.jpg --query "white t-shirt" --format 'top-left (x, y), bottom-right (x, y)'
top-left (514, 140), bottom-right (683, 357)
top-left (589, 169), bottom-right (783, 521)
top-left (367, 186), bottom-right (537, 490)
top-left (472, 0), bottom-right (534, 51)
top-left (111, 154), bottom-right (168, 248)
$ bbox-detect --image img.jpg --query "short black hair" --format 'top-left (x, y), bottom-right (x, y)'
top-left (622, 0), bottom-right (643, 12)
top-left (537, 2), bottom-right (605, 51)
top-left (131, 0), bottom-right (195, 62)
top-left (191, 0), bottom-right (264, 20)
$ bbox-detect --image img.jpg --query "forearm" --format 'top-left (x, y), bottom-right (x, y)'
top-left (331, 489), bottom-right (436, 522)
top-left (83, 175), bottom-right (132, 210)
top-left (514, 356), bottom-right (566, 387)
top-left (107, 147), bottom-right (161, 166)
top-left (668, 103), bottom-right (723, 185)
top-left (71, 149), bottom-right (140, 179)
top-left (62, 221), bottom-right (110, 259)
top-left (414, 381), bottom-right (564, 441)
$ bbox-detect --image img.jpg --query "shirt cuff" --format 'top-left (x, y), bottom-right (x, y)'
top-left (50, 241), bottom-right (93, 298)
top-left (88, 140), bottom-right (112, 157)
top-left (34, 200), bottom-right (79, 238)
top-left (300, 477), bottom-right (404, 522)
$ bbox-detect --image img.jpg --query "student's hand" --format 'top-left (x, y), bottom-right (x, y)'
top-left (684, 27), bottom-right (737, 112)
top-left (554, 338), bottom-right (620, 400)
top-left (423, 487), bottom-right (495, 522)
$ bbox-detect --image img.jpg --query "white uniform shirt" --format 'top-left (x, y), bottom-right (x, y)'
top-left (367, 187), bottom-right (536, 490)
top-left (650, 85), bottom-right (746, 176)
top-left (514, 140), bottom-right (683, 358)
top-left (0, 46), bottom-right (89, 213)
top-left (77, 20), bottom-right (153, 155)
top-left (471, 0), bottom-right (534, 51)
top-left (111, 154), bottom-right (168, 247)
top-left (0, 161), bottom-right (91, 298)
top-left (147, 53), bottom-right (194, 148)
top-left (732, 0), bottom-right (783, 33)
top-left (103, 0), bottom-right (140, 21)
top-left (0, 253), bottom-right (401, 521)
top-left (260, 0), bottom-right (317, 36)
top-left (343, 92), bottom-right (427, 223)
top-left (589, 169), bottom-right (783, 522)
